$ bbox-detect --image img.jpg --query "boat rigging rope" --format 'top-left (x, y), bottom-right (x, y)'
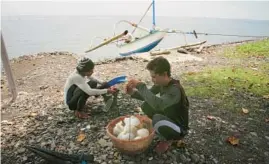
top-left (131, 2), bottom-right (153, 34)
top-left (192, 32), bottom-right (269, 38)
top-left (167, 30), bottom-right (269, 38)
top-left (172, 29), bottom-right (188, 45)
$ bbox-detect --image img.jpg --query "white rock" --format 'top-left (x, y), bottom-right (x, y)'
top-left (250, 132), bottom-right (258, 137)
top-left (17, 148), bottom-right (26, 154)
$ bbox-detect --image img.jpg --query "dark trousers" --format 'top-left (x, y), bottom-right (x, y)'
top-left (66, 81), bottom-right (109, 111)
top-left (141, 102), bottom-right (187, 140)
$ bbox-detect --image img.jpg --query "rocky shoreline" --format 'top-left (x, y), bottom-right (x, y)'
top-left (1, 39), bottom-right (269, 164)
top-left (6, 39), bottom-right (259, 65)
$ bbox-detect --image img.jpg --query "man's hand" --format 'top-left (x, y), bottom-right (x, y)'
top-left (127, 79), bottom-right (142, 89)
top-left (125, 84), bottom-right (135, 95)
top-left (107, 86), bottom-right (118, 94)
top-left (125, 79), bottom-right (142, 95)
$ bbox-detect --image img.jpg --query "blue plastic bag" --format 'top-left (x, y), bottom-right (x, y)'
top-left (107, 75), bottom-right (127, 87)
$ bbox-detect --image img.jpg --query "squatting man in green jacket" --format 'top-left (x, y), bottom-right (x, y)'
top-left (126, 56), bottom-right (189, 152)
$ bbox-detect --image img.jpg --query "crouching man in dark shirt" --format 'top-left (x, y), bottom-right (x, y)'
top-left (126, 56), bottom-right (189, 152)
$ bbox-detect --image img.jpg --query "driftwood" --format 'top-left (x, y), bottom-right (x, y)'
top-left (185, 45), bottom-right (200, 50)
top-left (196, 45), bottom-right (204, 53)
top-left (177, 48), bottom-right (189, 54)
top-left (150, 41), bottom-right (207, 56)
top-left (176, 41), bottom-right (206, 54)
top-left (150, 50), bottom-right (171, 56)
top-left (184, 44), bottom-right (204, 53)
top-left (169, 41), bottom-right (207, 51)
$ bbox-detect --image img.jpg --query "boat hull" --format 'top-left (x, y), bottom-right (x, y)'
top-left (118, 31), bottom-right (166, 56)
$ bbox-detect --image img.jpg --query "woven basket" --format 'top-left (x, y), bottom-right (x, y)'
top-left (106, 114), bottom-right (155, 155)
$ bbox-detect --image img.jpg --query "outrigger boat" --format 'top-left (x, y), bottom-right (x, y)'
top-left (85, 0), bottom-right (173, 56)
top-left (113, 20), bottom-right (167, 56)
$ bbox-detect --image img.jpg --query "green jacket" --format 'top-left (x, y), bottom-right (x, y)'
top-left (132, 79), bottom-right (189, 130)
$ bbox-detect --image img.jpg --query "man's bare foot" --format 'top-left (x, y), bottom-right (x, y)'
top-left (74, 111), bottom-right (90, 119)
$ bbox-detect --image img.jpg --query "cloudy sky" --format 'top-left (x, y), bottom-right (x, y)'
top-left (2, 0), bottom-right (269, 20)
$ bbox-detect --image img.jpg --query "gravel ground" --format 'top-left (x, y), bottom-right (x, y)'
top-left (1, 41), bottom-right (269, 164)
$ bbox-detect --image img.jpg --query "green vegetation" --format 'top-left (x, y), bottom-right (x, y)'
top-left (184, 67), bottom-right (269, 98)
top-left (183, 39), bottom-right (269, 110)
top-left (223, 39), bottom-right (269, 58)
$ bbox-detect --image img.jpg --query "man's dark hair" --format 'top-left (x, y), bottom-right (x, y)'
top-left (146, 56), bottom-right (171, 76)
top-left (76, 58), bottom-right (95, 73)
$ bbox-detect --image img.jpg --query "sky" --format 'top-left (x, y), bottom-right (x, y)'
top-left (1, 0), bottom-right (269, 20)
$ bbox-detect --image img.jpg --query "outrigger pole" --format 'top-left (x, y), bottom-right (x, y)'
top-left (85, 30), bottom-right (128, 53)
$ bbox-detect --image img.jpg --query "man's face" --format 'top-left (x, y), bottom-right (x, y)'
top-left (149, 71), bottom-right (167, 86)
top-left (85, 69), bottom-right (94, 77)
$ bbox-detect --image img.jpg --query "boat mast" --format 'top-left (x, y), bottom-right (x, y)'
top-left (152, 0), bottom-right (156, 30)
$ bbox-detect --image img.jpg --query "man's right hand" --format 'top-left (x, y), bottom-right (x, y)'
top-left (107, 86), bottom-right (118, 94)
